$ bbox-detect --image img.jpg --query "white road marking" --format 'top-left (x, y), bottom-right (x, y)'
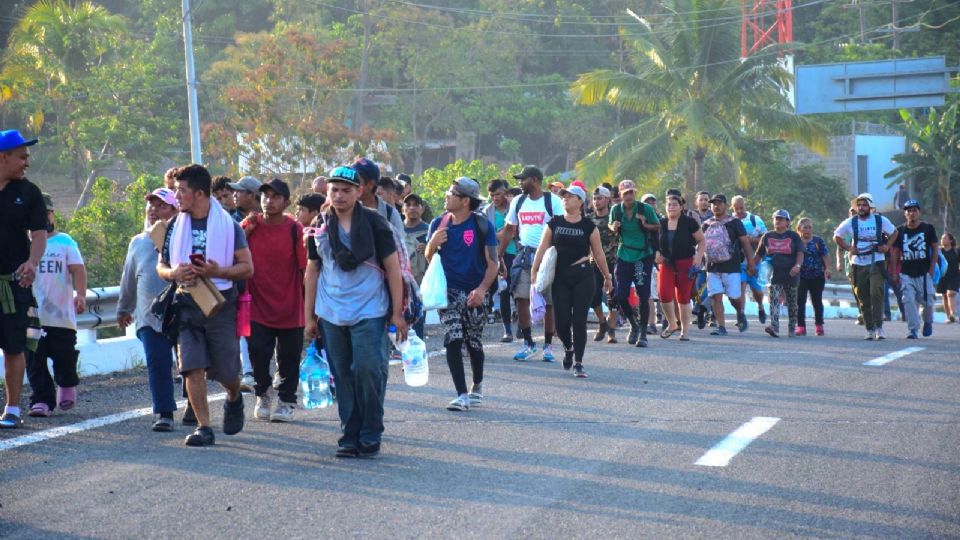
top-left (0, 393), bottom-right (226, 452)
top-left (695, 416), bottom-right (781, 467)
top-left (863, 346), bottom-right (925, 366)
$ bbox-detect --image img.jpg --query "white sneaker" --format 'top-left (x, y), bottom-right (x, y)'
top-left (271, 401), bottom-right (295, 422)
top-left (255, 388), bottom-right (273, 420)
top-left (468, 383), bottom-right (483, 406)
top-left (446, 394), bottom-right (470, 412)
top-left (864, 330), bottom-right (876, 341)
top-left (876, 327), bottom-right (886, 340)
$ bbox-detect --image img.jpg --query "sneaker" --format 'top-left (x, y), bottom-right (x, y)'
top-left (636, 336), bottom-right (648, 348)
top-left (181, 403), bottom-right (198, 426)
top-left (922, 321), bottom-right (933, 337)
top-left (788, 328), bottom-right (796, 337)
top-left (606, 328), bottom-right (617, 344)
top-left (765, 326), bottom-right (779, 338)
top-left (255, 388), bottom-right (273, 421)
top-left (500, 333), bottom-right (514, 343)
top-left (468, 383), bottom-right (483, 406)
top-left (56, 386), bottom-right (76, 411)
top-left (335, 445), bottom-right (359, 458)
top-left (573, 364), bottom-right (587, 378)
top-left (358, 442), bottom-right (381, 459)
top-left (758, 308), bottom-right (767, 325)
top-left (0, 412), bottom-right (23, 428)
top-left (446, 395), bottom-right (470, 411)
top-left (815, 324), bottom-right (824, 336)
top-left (906, 331), bottom-right (918, 339)
top-left (152, 416), bottom-right (174, 432)
top-left (271, 401), bottom-right (295, 423)
top-left (239, 372), bottom-right (255, 393)
top-left (647, 324), bottom-right (658, 336)
top-left (184, 426), bottom-right (215, 446)
top-left (736, 313), bottom-right (748, 332)
top-left (627, 325), bottom-right (640, 345)
top-left (876, 327), bottom-right (886, 340)
top-left (514, 344), bottom-right (539, 361)
top-left (864, 329), bottom-right (876, 340)
top-left (222, 394), bottom-right (245, 435)
top-left (542, 344), bottom-right (556, 362)
top-left (795, 326), bottom-right (806, 336)
top-left (696, 308), bottom-right (706, 330)
top-left (710, 326), bottom-right (728, 336)
top-left (28, 403), bottom-right (51, 417)
top-left (593, 324), bottom-right (608, 342)
top-left (515, 327), bottom-right (523, 339)
top-left (562, 349), bottom-right (574, 370)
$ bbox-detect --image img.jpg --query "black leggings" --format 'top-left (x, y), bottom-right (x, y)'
top-left (797, 276), bottom-right (825, 327)
top-left (446, 340), bottom-right (484, 395)
top-left (553, 262), bottom-right (595, 363)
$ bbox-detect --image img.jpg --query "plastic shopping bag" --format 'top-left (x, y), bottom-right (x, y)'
top-left (535, 246), bottom-right (557, 293)
top-left (420, 255), bottom-right (448, 311)
top-left (530, 288), bottom-right (546, 325)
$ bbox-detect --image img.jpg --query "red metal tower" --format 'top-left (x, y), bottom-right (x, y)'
top-left (741, 0), bottom-right (793, 57)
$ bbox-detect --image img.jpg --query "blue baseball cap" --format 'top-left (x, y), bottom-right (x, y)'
top-left (902, 199), bottom-right (920, 210)
top-left (0, 130), bottom-right (39, 152)
top-left (351, 158), bottom-right (380, 182)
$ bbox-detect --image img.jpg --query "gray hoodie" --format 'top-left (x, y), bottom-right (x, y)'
top-left (117, 232), bottom-right (166, 333)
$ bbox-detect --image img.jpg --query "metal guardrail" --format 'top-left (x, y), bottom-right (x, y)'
top-left (77, 287), bottom-right (121, 330)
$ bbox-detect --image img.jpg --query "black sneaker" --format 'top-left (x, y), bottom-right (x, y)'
top-left (222, 394), bottom-right (245, 435)
top-left (562, 349), bottom-right (574, 370)
top-left (573, 364), bottom-right (587, 378)
top-left (710, 326), bottom-right (728, 336)
top-left (152, 416), bottom-right (174, 432)
top-left (627, 325), bottom-right (640, 345)
top-left (593, 324), bottom-right (608, 342)
top-left (358, 442), bottom-right (381, 459)
top-left (764, 326), bottom-right (779, 338)
top-left (184, 426), bottom-right (215, 446)
top-left (335, 446), bottom-right (359, 458)
top-left (736, 313), bottom-right (748, 332)
top-left (696, 308), bottom-right (706, 330)
top-left (636, 337), bottom-right (648, 348)
top-left (758, 308), bottom-right (767, 325)
top-left (181, 403), bottom-right (198, 426)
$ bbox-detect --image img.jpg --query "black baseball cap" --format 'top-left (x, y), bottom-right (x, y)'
top-left (259, 178), bottom-right (290, 199)
top-left (709, 194), bottom-right (728, 204)
top-left (512, 166), bottom-right (543, 181)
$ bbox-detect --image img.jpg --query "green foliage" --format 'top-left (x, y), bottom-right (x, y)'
top-left (417, 160), bottom-right (522, 216)
top-left (63, 174), bottom-right (161, 287)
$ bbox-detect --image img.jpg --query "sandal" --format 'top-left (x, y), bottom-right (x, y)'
top-left (57, 386), bottom-right (77, 411)
top-left (29, 403), bottom-right (51, 417)
top-left (659, 327), bottom-right (679, 339)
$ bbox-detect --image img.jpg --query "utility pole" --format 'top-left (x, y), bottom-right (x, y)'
top-left (353, 0), bottom-right (371, 132)
top-left (182, 0), bottom-right (202, 164)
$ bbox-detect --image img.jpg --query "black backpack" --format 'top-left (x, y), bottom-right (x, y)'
top-left (515, 193), bottom-right (554, 219)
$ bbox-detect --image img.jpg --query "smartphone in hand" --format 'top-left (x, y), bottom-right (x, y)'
top-left (189, 253), bottom-right (206, 266)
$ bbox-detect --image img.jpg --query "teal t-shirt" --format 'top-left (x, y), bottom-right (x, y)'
top-left (609, 201), bottom-right (659, 262)
top-left (493, 207), bottom-right (517, 256)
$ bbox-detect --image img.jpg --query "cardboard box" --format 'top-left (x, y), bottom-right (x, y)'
top-left (150, 220), bottom-right (227, 318)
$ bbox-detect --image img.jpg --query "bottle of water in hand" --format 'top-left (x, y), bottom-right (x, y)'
top-left (300, 342), bottom-right (333, 409)
top-left (401, 330), bottom-right (429, 387)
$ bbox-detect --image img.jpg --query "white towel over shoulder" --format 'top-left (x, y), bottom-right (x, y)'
top-left (170, 198), bottom-right (237, 291)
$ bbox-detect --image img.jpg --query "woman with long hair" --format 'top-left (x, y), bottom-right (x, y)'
top-left (938, 233), bottom-right (959, 323)
top-left (531, 186), bottom-right (612, 378)
top-left (796, 217), bottom-right (830, 336)
top-left (655, 195), bottom-right (704, 341)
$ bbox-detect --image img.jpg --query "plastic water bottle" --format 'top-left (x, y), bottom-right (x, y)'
top-left (401, 330), bottom-right (429, 387)
top-left (300, 342), bottom-right (333, 409)
top-left (757, 259), bottom-right (773, 288)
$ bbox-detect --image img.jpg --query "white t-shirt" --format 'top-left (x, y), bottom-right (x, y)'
top-left (833, 215), bottom-right (896, 266)
top-left (505, 192), bottom-right (564, 249)
top-left (33, 233), bottom-right (84, 330)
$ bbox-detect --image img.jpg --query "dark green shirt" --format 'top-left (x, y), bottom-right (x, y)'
top-left (609, 201), bottom-right (659, 262)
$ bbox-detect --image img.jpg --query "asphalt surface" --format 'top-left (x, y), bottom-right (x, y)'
top-left (1, 316), bottom-right (959, 539)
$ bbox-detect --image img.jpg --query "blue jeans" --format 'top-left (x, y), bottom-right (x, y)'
top-left (320, 316), bottom-right (388, 449)
top-left (137, 327), bottom-right (177, 414)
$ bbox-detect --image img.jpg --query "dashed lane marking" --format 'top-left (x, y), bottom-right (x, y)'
top-left (695, 416), bottom-right (781, 467)
top-left (863, 346), bottom-right (925, 366)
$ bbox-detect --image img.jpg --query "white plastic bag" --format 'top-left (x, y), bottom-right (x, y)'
top-left (420, 255), bottom-right (448, 311)
top-left (535, 246), bottom-right (557, 293)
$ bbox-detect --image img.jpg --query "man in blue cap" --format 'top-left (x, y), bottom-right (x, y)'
top-left (0, 129), bottom-right (48, 428)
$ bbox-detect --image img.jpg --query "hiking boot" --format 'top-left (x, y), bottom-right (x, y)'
top-left (795, 326), bottom-right (806, 336)
top-left (446, 395), bottom-right (470, 412)
top-left (514, 344), bottom-right (539, 361)
top-left (765, 326), bottom-right (779, 338)
top-left (542, 345), bottom-right (556, 362)
top-left (758, 308), bottom-right (767, 325)
top-left (606, 328), bottom-right (617, 343)
top-left (815, 324), bottom-right (824, 336)
top-left (468, 383), bottom-right (483, 406)
top-left (222, 394), bottom-right (245, 435)
top-left (593, 324), bottom-right (608, 342)
top-left (184, 426), bottom-right (215, 446)
top-left (922, 321), bottom-right (933, 337)
top-left (255, 388), bottom-right (273, 421)
top-left (271, 401), bottom-right (295, 423)
top-left (627, 324), bottom-right (640, 345)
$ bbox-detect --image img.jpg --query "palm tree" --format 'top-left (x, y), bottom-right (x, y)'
top-left (570, 0), bottom-right (826, 191)
top-left (885, 103), bottom-right (959, 231)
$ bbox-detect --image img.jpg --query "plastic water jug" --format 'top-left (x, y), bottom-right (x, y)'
top-left (400, 330), bottom-right (429, 387)
top-left (300, 342), bottom-right (333, 409)
top-left (757, 259), bottom-right (773, 289)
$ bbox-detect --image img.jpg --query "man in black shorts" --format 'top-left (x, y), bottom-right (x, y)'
top-left (157, 164), bottom-right (254, 446)
top-left (0, 129), bottom-right (48, 429)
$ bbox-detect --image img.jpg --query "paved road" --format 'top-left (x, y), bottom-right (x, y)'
top-left (2, 318), bottom-right (959, 539)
